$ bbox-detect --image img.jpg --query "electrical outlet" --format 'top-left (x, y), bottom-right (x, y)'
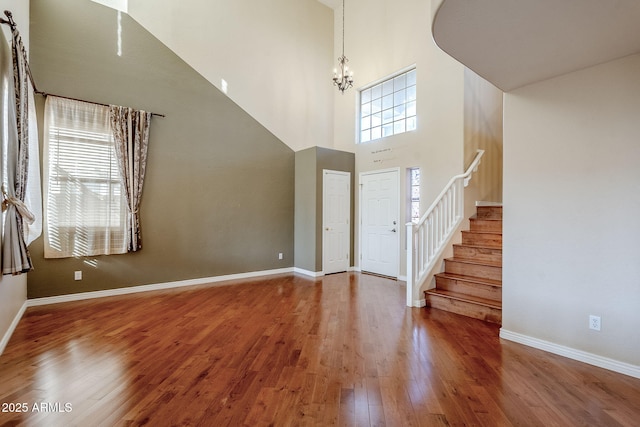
top-left (74, 271), bottom-right (82, 281)
top-left (589, 315), bottom-right (601, 331)
top-left (278, 253), bottom-right (283, 260)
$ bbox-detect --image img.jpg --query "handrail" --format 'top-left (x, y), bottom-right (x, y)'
top-left (416, 149), bottom-right (484, 228)
top-left (405, 149), bottom-right (484, 306)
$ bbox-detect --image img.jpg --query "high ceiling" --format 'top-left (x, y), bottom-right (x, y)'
top-left (432, 0), bottom-right (640, 91)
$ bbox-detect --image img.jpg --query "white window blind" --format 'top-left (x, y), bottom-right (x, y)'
top-left (43, 96), bottom-right (127, 258)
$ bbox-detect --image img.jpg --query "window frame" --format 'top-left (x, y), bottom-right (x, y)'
top-left (43, 98), bottom-right (128, 258)
top-left (357, 65), bottom-right (417, 144)
top-left (407, 167), bottom-right (421, 224)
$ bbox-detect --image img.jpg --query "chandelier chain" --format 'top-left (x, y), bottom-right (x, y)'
top-left (333, 0), bottom-right (354, 94)
top-left (342, 0), bottom-right (345, 57)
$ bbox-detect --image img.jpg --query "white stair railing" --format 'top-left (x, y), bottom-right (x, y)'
top-left (405, 150), bottom-right (485, 306)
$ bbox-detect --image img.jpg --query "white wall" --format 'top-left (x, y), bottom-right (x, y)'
top-left (128, 0), bottom-right (501, 287)
top-left (0, 0), bottom-right (29, 354)
top-left (0, 0), bottom-right (28, 47)
top-left (330, 0), bottom-right (466, 280)
top-left (503, 53), bottom-right (640, 369)
top-left (91, 0), bottom-right (128, 13)
top-left (127, 0), bottom-right (334, 152)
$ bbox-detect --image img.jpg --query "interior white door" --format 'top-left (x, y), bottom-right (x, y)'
top-left (361, 169), bottom-right (399, 277)
top-left (323, 170), bottom-right (350, 274)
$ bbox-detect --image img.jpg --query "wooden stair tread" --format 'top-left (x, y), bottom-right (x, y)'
top-left (470, 215), bottom-right (502, 222)
top-left (453, 243), bottom-right (502, 251)
top-left (446, 257), bottom-right (502, 268)
top-left (463, 230), bottom-right (502, 235)
top-left (425, 289), bottom-right (502, 309)
top-left (435, 272), bottom-right (502, 287)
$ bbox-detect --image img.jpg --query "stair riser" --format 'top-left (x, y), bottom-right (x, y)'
top-left (461, 231), bottom-right (502, 248)
top-left (476, 206), bottom-right (502, 220)
top-left (470, 219), bottom-right (502, 233)
top-left (453, 245), bottom-right (502, 264)
top-left (426, 294), bottom-right (502, 324)
top-left (435, 276), bottom-right (502, 302)
top-left (445, 260), bottom-right (502, 281)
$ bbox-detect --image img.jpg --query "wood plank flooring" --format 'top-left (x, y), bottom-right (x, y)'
top-left (1, 272), bottom-right (639, 426)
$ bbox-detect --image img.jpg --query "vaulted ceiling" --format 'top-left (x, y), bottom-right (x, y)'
top-left (432, 0), bottom-right (640, 91)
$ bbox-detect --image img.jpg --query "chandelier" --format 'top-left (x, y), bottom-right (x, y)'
top-left (333, 0), bottom-right (353, 93)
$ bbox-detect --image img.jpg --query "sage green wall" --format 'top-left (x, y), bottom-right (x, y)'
top-left (27, 0), bottom-right (294, 298)
top-left (294, 148), bottom-right (317, 272)
top-left (315, 148), bottom-right (355, 271)
top-left (294, 147), bottom-right (355, 273)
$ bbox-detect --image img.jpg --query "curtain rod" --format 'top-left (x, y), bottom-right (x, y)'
top-left (0, 18), bottom-right (14, 28)
top-left (37, 92), bottom-right (166, 118)
top-left (0, 10), bottom-right (165, 118)
top-left (0, 10), bottom-right (16, 29)
top-left (1, 10), bottom-right (39, 94)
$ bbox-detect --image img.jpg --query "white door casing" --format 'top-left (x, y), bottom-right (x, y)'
top-left (323, 170), bottom-right (350, 275)
top-left (360, 169), bottom-right (400, 278)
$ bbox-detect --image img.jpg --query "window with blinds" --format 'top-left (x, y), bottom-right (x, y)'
top-left (43, 97), bottom-right (127, 258)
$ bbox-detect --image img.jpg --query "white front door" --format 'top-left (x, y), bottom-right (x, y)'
top-left (360, 169), bottom-right (400, 278)
top-left (323, 170), bottom-right (350, 275)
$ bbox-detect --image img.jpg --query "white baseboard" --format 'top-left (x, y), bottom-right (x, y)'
top-left (28, 267), bottom-right (295, 307)
top-left (293, 268), bottom-right (324, 278)
top-left (412, 298), bottom-right (426, 307)
top-left (0, 301), bottom-right (27, 356)
top-left (293, 267), bottom-right (361, 277)
top-left (500, 329), bottom-right (640, 379)
top-left (28, 267), bottom-right (367, 308)
top-left (398, 275), bottom-right (407, 282)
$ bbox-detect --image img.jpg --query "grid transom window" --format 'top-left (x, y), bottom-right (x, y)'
top-left (359, 68), bottom-right (416, 143)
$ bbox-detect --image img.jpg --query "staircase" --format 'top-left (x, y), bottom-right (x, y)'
top-left (424, 205), bottom-right (502, 324)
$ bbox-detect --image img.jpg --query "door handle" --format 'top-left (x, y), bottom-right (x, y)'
top-left (390, 228), bottom-right (397, 233)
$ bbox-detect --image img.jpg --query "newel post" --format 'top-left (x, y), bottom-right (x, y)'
top-left (406, 222), bottom-right (415, 307)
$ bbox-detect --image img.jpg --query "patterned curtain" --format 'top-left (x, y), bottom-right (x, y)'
top-left (0, 25), bottom-right (36, 275)
top-left (109, 106), bottom-right (151, 252)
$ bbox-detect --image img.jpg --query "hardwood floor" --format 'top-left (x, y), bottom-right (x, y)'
top-left (1, 272), bottom-right (639, 426)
